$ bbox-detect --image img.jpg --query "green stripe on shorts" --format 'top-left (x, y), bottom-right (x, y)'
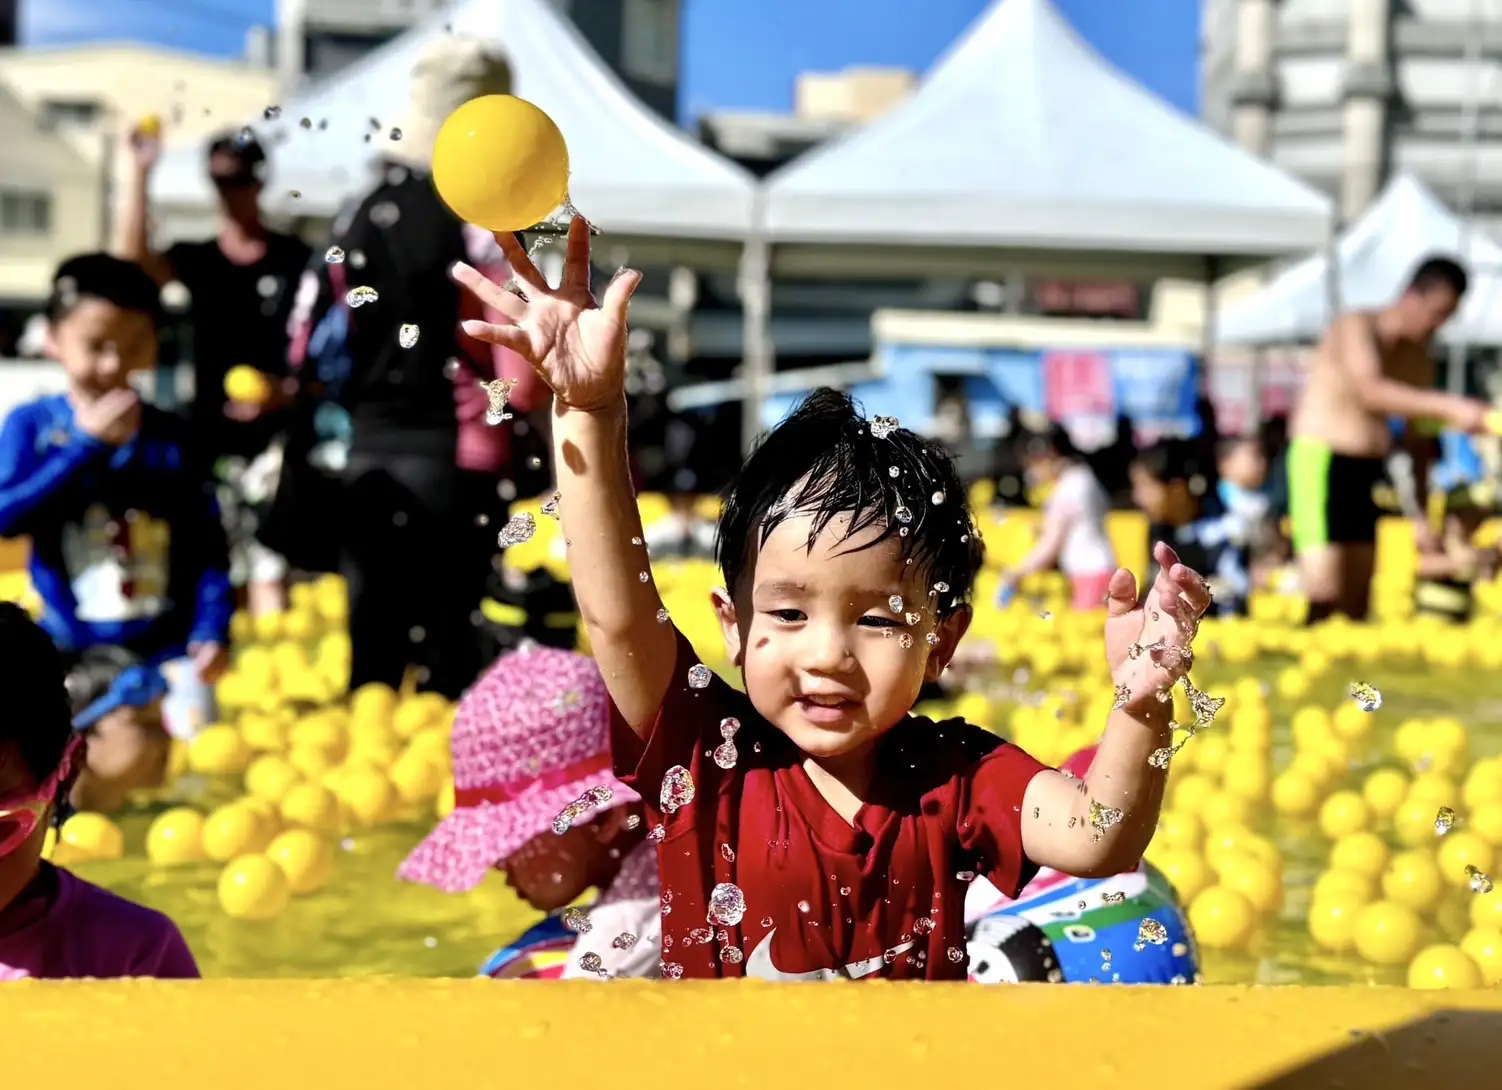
top-left (1287, 437), bottom-right (1332, 554)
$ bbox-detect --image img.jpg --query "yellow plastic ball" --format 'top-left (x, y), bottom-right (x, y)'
top-left (1393, 798), bottom-right (1442, 848)
top-left (1362, 767), bottom-right (1410, 819)
top-left (1200, 791), bottom-right (1253, 830)
top-left (1216, 853), bottom-right (1282, 916)
top-left (1154, 849), bottom-right (1212, 904)
top-left (1406, 944), bottom-right (1482, 990)
top-left (1353, 901), bottom-right (1425, 965)
top-left (136, 113), bottom-right (162, 139)
top-left (58, 812), bottom-right (124, 862)
top-left (216, 854), bottom-right (291, 920)
top-left (238, 711), bottom-right (289, 753)
top-left (223, 365), bottom-right (273, 405)
top-left (436, 776), bottom-right (455, 819)
top-left (1408, 772), bottom-right (1460, 810)
top-left (1469, 802), bottom-right (1502, 847)
top-left (264, 829), bottom-right (334, 895)
top-left (1222, 754), bottom-right (1270, 803)
top-left (431, 94), bottom-right (570, 232)
top-left (1461, 927), bottom-right (1502, 985)
top-left (1154, 810), bottom-right (1203, 850)
top-left (289, 714), bottom-right (348, 759)
top-left (1471, 886), bottom-right (1502, 931)
top-left (1271, 771), bottom-right (1320, 818)
top-left (1331, 700), bottom-right (1374, 742)
top-left (1329, 832), bottom-right (1389, 880)
top-left (333, 765), bottom-right (394, 826)
top-left (393, 693), bottom-right (449, 740)
top-left (349, 683), bottom-right (398, 734)
top-left (1426, 717), bottom-right (1470, 767)
top-left (144, 807), bottom-right (206, 866)
top-left (279, 783), bottom-right (342, 834)
top-left (1436, 831), bottom-right (1495, 888)
top-left (1308, 892), bottom-right (1366, 953)
top-left (1380, 850), bottom-right (1445, 913)
top-left (202, 803), bottom-right (273, 863)
top-left (389, 750), bottom-right (445, 805)
top-left (1187, 886), bottom-right (1257, 950)
top-left (1463, 759), bottom-right (1502, 810)
top-left (1172, 774), bottom-right (1217, 815)
top-left (244, 754), bottom-right (303, 806)
top-left (187, 725), bottom-right (253, 776)
top-left (1313, 868), bottom-right (1376, 905)
top-left (1318, 791), bottom-right (1372, 839)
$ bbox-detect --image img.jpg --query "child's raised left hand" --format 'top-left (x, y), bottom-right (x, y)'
top-left (1103, 542), bottom-right (1211, 716)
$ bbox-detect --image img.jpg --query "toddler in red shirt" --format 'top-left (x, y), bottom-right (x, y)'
top-left (454, 223), bottom-right (1211, 981)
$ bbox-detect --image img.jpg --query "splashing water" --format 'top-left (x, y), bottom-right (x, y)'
top-left (1089, 800), bottom-right (1124, 834)
top-left (541, 492), bottom-right (561, 518)
top-left (870, 416), bottom-right (900, 439)
top-left (1135, 918), bottom-right (1168, 949)
top-left (562, 907), bottom-right (591, 933)
top-left (1468, 865), bottom-right (1495, 894)
top-left (707, 883), bottom-right (747, 927)
top-left (496, 512), bottom-right (537, 548)
top-left (324, 246), bottom-right (345, 264)
top-left (398, 323), bottom-right (419, 349)
top-left (661, 766), bottom-right (695, 814)
top-left (889, 595), bottom-right (904, 613)
top-left (480, 378), bottom-right (516, 425)
top-left (1436, 807), bottom-right (1458, 836)
top-left (1350, 682), bottom-right (1383, 713)
top-left (346, 286), bottom-right (379, 307)
top-left (687, 664), bottom-right (712, 689)
top-left (1113, 684), bottom-right (1131, 710)
top-left (713, 717), bottom-right (740, 770)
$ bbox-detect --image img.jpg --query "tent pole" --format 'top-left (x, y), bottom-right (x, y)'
top-left (1201, 256), bottom-right (1219, 402)
top-left (1449, 0), bottom-right (1482, 397)
top-left (738, 198), bottom-right (774, 454)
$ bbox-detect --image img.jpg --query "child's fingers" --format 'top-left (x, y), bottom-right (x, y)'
top-left (1172, 564), bottom-right (1212, 616)
top-left (451, 262), bottom-right (527, 320)
top-left (1152, 541), bottom-right (1182, 571)
top-left (601, 267), bottom-right (643, 328)
top-left (460, 320), bottom-right (530, 356)
top-left (562, 216), bottom-right (592, 292)
top-left (493, 232), bottom-right (551, 293)
top-left (1105, 567), bottom-right (1137, 617)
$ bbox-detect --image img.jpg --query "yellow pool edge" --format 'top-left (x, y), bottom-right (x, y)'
top-left (4, 981), bottom-right (1500, 1086)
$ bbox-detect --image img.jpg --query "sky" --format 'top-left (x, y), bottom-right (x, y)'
top-left (19, 0), bottom-right (1202, 119)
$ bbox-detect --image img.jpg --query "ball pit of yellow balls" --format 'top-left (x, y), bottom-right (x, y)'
top-left (1187, 886), bottom-right (1257, 950)
top-left (431, 95), bottom-right (570, 233)
top-left (52, 812), bottom-right (125, 863)
top-left (223, 365), bottom-right (274, 405)
top-left (217, 853), bottom-right (291, 921)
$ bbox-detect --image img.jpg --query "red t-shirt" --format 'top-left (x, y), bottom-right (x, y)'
top-left (611, 630), bottom-right (1051, 981)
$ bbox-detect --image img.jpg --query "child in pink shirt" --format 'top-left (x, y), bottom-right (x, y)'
top-left (0, 603), bottom-right (197, 980)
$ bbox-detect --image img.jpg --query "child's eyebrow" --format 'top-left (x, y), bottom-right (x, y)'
top-left (755, 580), bottom-right (807, 598)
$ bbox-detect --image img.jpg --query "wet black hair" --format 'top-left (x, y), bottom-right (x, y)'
top-left (716, 388), bottom-right (984, 616)
top-left (1408, 255), bottom-right (1468, 298)
top-left (1132, 439), bottom-right (1203, 484)
top-left (46, 252), bottom-right (164, 326)
top-left (0, 603), bottom-right (73, 785)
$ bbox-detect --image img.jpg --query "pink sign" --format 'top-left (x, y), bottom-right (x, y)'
top-left (1043, 350), bottom-right (1114, 421)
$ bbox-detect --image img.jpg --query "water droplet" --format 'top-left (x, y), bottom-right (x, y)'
top-left (687, 664), bottom-right (712, 689)
top-left (541, 491), bottom-right (561, 518)
top-left (480, 378), bottom-right (516, 425)
top-left (577, 952), bottom-right (605, 975)
top-left (947, 946), bottom-right (965, 963)
top-left (263, 105), bottom-right (282, 120)
top-left (1350, 682), bottom-right (1382, 713)
top-left (1149, 747), bottom-right (1176, 770)
top-left (1436, 806), bottom-right (1458, 836)
top-left (898, 632), bottom-right (914, 649)
top-left (625, 814), bottom-right (641, 829)
top-left (496, 512), bottom-right (537, 548)
top-left (712, 740), bottom-right (738, 769)
top-left (931, 490), bottom-right (946, 505)
top-left (797, 900), bottom-right (811, 914)
top-left (346, 285), bottom-right (378, 307)
top-left (1090, 800), bottom-right (1124, 832)
top-left (893, 505), bottom-right (913, 524)
top-left (719, 945), bottom-right (743, 963)
top-left (660, 766), bottom-right (695, 814)
top-left (389, 126), bottom-right (403, 140)
top-left (888, 466), bottom-right (900, 478)
top-left (925, 632), bottom-right (940, 646)
top-left (655, 608), bottom-right (670, 624)
top-left (237, 125), bottom-right (255, 144)
top-left (889, 595), bottom-right (904, 613)
top-left (398, 323), bottom-right (419, 348)
top-left (638, 571), bottom-right (650, 583)
top-left (1137, 917), bottom-right (1168, 946)
top-left (933, 581), bottom-right (950, 594)
top-left (324, 246), bottom-right (345, 264)
top-left (562, 907), bottom-right (591, 933)
top-left (349, 250), bottom-right (367, 268)
top-left (870, 416), bottom-right (900, 439)
top-left (720, 843), bottom-right (736, 862)
top-left (956, 870), bottom-right (975, 882)
top-left (913, 917), bottom-right (934, 935)
top-left (1113, 684), bottom-right (1131, 710)
top-left (661, 961), bottom-right (684, 979)
top-left (1469, 865), bottom-right (1494, 894)
top-left (612, 932), bottom-right (638, 950)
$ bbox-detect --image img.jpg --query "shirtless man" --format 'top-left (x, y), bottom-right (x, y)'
top-left (1289, 256), bottom-right (1491, 621)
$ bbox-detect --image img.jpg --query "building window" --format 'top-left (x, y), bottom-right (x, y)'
top-left (38, 98), bottom-right (101, 129)
top-left (622, 0), bottom-right (677, 85)
top-left (0, 191), bottom-right (51, 235)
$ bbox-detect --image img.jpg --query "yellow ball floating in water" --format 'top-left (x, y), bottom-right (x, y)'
top-left (265, 829), bottom-right (334, 895)
top-left (217, 854), bottom-right (291, 920)
top-left (188, 725), bottom-right (253, 776)
top-left (145, 807), bottom-right (206, 866)
top-left (1353, 901), bottom-right (1424, 965)
top-left (1308, 891), bottom-right (1366, 953)
top-left (202, 803), bottom-right (273, 863)
top-left (58, 812), bottom-right (125, 862)
top-left (432, 95), bottom-right (570, 232)
top-left (1187, 886), bottom-right (1256, 950)
top-left (1406, 943), bottom-right (1482, 990)
top-left (279, 782), bottom-right (342, 834)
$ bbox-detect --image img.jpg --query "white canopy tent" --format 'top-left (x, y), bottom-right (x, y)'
top-left (759, 0), bottom-right (1332, 277)
top-left (148, 0), bottom-right (756, 255)
top-left (1214, 172), bottom-right (1502, 346)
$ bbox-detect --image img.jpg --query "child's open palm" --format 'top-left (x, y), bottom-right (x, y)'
top-left (452, 217), bottom-right (641, 413)
top-left (1103, 542), bottom-right (1212, 715)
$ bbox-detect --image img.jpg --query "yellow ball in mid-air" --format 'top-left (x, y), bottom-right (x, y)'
top-left (431, 95), bottom-right (570, 232)
top-left (223, 365), bottom-right (273, 405)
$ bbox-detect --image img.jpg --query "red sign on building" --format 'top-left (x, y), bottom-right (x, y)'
top-left (1043, 350), bottom-right (1115, 421)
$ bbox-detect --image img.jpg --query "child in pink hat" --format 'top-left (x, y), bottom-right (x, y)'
top-left (399, 645), bottom-right (660, 979)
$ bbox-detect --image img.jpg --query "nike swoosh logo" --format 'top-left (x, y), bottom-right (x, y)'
top-left (743, 928), bottom-right (915, 981)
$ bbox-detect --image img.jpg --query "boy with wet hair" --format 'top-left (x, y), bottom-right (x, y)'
top-left (454, 221), bottom-right (1209, 980)
top-left (0, 254), bottom-right (231, 738)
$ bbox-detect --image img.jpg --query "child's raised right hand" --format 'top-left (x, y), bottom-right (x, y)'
top-left (74, 388), bottom-right (142, 446)
top-left (453, 218), bottom-right (641, 414)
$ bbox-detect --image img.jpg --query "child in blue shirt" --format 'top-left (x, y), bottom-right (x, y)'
top-left (0, 254), bottom-right (231, 738)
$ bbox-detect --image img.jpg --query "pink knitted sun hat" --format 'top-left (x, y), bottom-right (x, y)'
top-left (398, 645), bottom-right (637, 893)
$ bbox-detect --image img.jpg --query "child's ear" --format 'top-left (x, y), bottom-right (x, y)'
top-left (711, 587), bottom-right (743, 667)
top-left (41, 324), bottom-right (61, 361)
top-left (924, 605), bottom-right (972, 683)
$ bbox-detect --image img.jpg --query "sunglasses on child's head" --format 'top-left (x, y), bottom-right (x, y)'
top-left (0, 735), bottom-right (81, 858)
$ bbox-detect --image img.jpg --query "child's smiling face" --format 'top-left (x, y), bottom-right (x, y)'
top-left (715, 511), bottom-right (968, 764)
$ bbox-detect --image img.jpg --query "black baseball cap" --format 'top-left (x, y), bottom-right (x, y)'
top-left (46, 253), bottom-right (164, 325)
top-left (207, 130), bottom-right (269, 188)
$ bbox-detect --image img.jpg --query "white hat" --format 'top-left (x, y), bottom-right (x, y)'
top-left (384, 35), bottom-right (513, 170)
